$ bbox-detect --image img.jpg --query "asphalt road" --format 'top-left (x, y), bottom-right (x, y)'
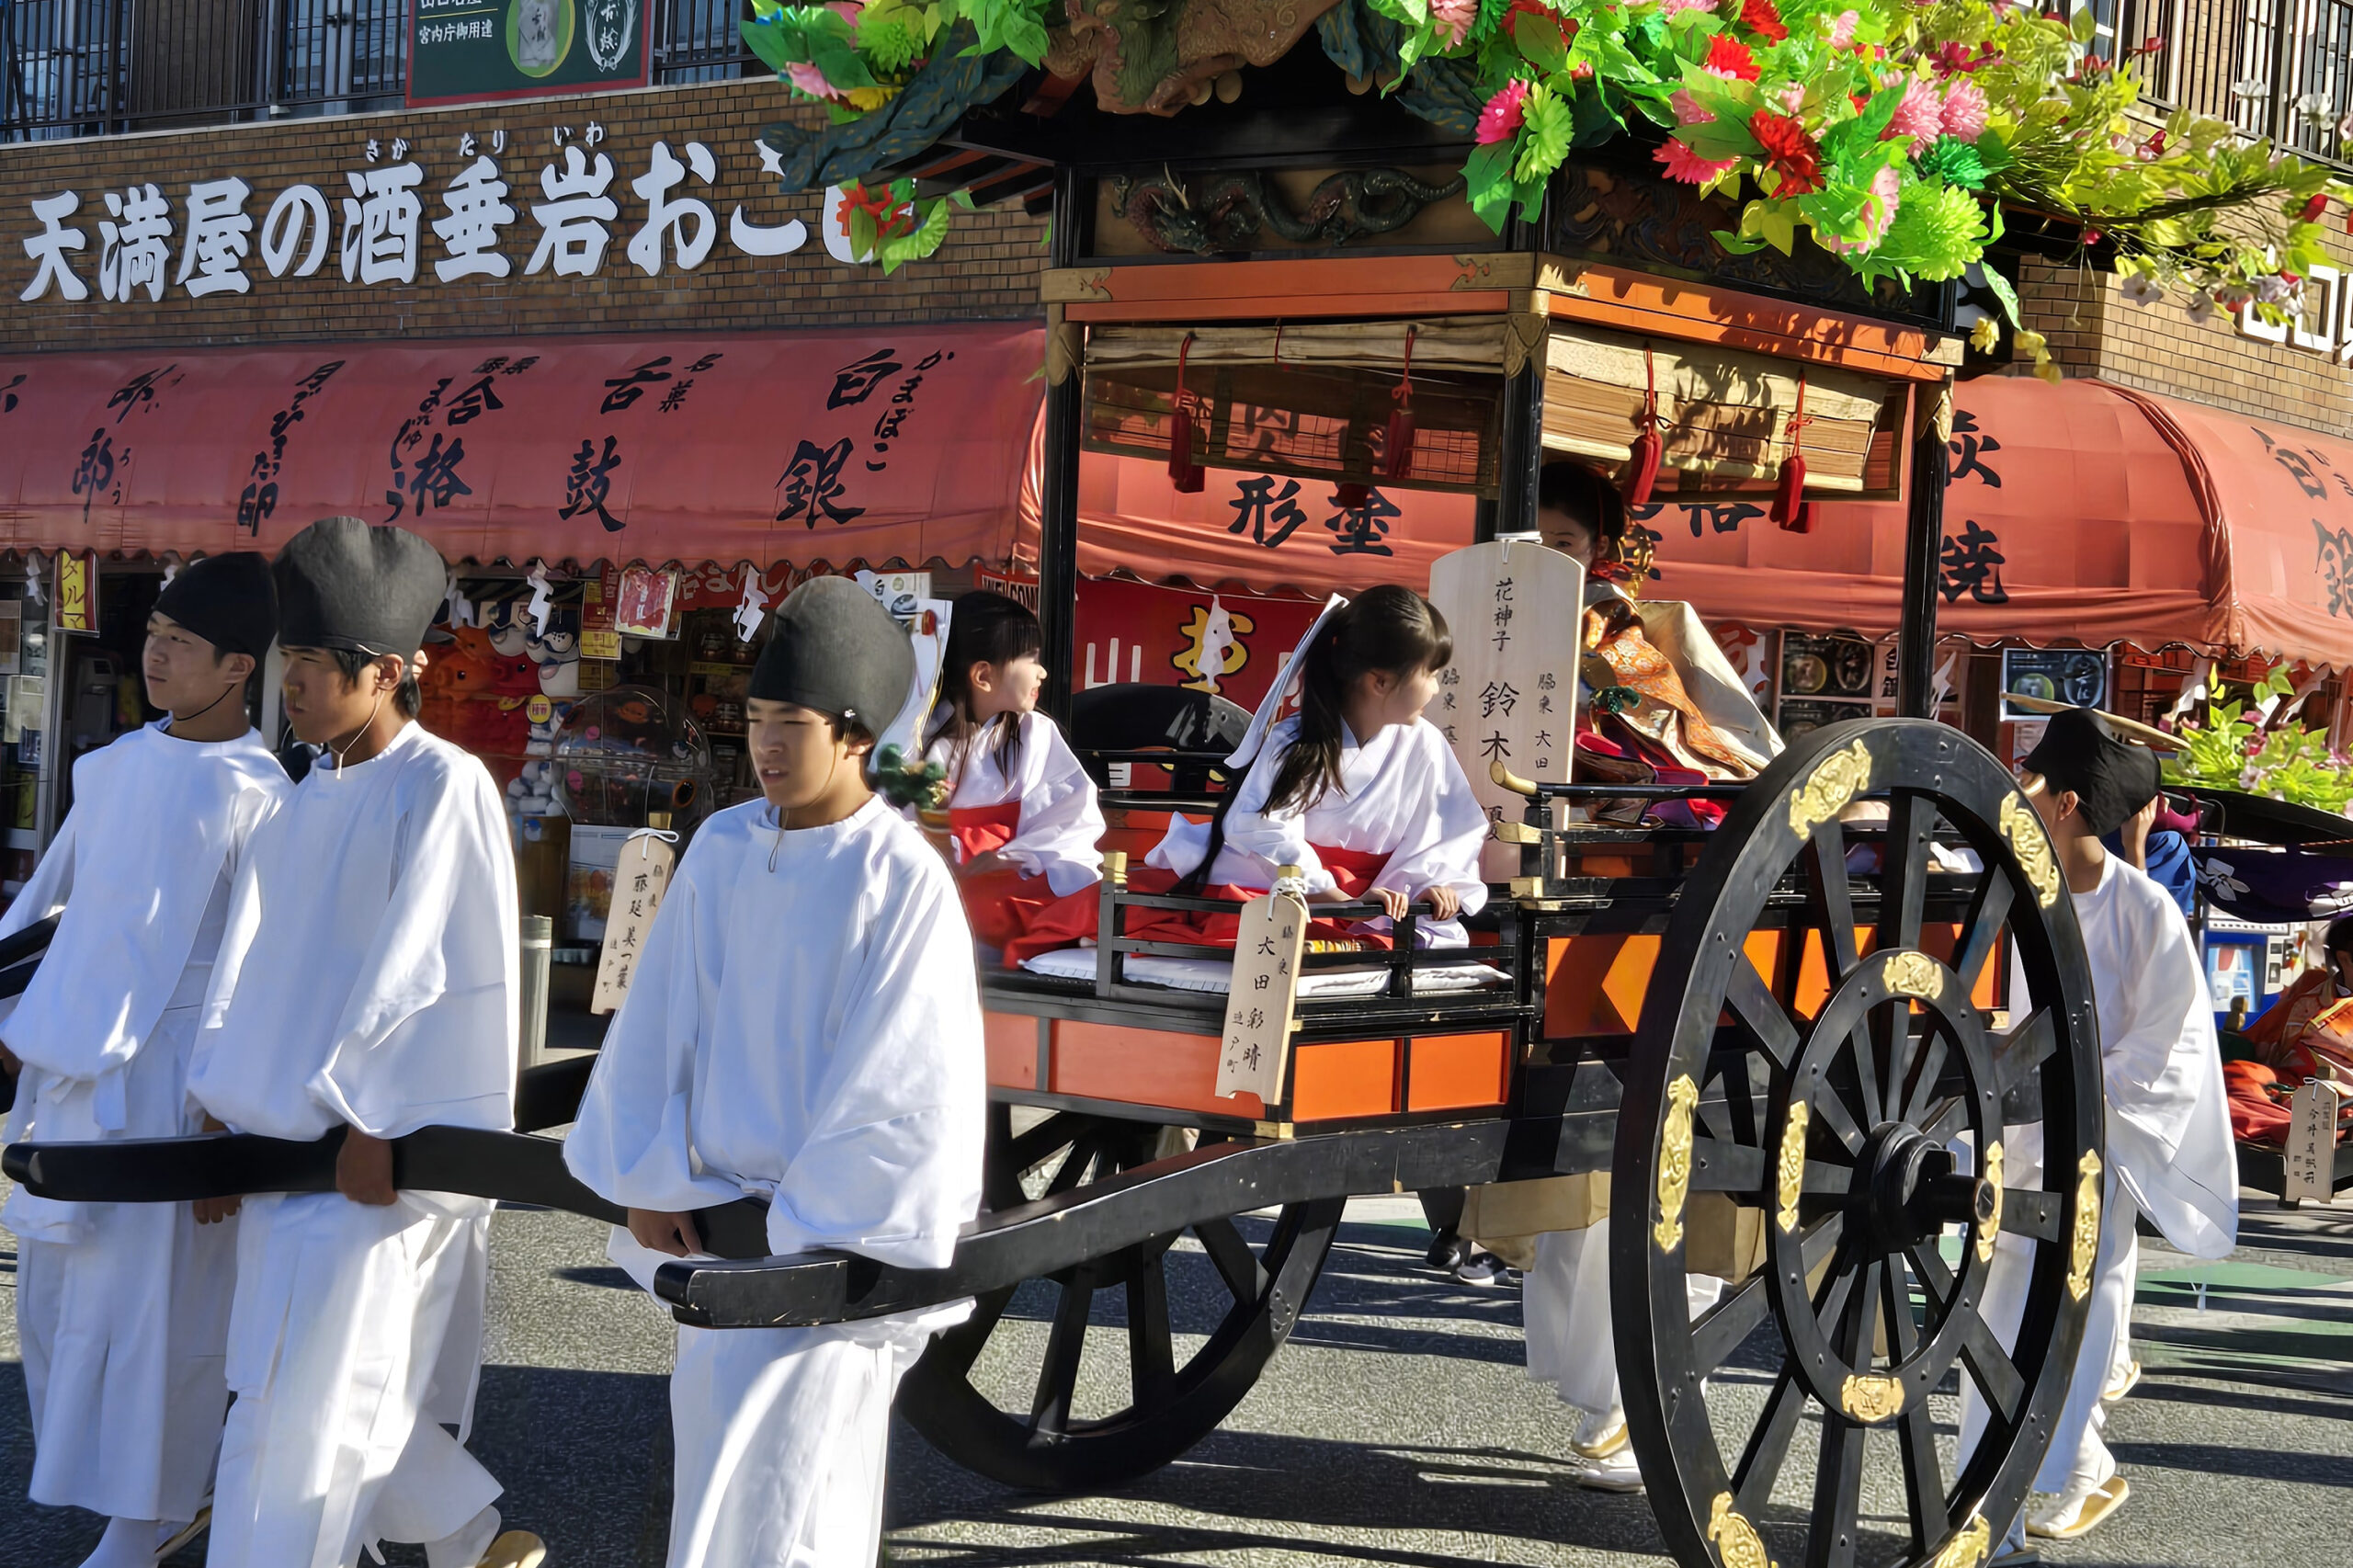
top-left (1, 1189), bottom-right (2348, 1568)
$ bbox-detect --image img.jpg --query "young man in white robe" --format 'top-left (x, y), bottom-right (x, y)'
top-left (0, 555), bottom-right (287, 1568)
top-left (184, 517), bottom-right (540, 1568)
top-left (1963, 707), bottom-right (2235, 1547)
top-left (566, 575), bottom-right (986, 1568)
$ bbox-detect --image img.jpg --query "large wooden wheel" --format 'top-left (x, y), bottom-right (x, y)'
top-left (900, 1106), bottom-right (1342, 1492)
top-left (1614, 719), bottom-right (2105, 1568)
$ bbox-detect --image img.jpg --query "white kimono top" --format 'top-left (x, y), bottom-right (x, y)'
top-left (565, 796), bottom-right (985, 1304)
top-left (1147, 715), bottom-right (1489, 945)
top-left (923, 709), bottom-right (1105, 896)
top-left (188, 722), bottom-right (520, 1142)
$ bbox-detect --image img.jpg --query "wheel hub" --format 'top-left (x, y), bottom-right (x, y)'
top-left (1859, 1121), bottom-right (1978, 1248)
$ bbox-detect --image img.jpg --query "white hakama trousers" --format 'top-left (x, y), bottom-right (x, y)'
top-left (666, 1321), bottom-right (923, 1568)
top-left (1962, 1163), bottom-right (2138, 1498)
top-left (1523, 1219), bottom-right (1724, 1416)
top-left (206, 1189), bottom-right (501, 1568)
top-left (16, 1199), bottom-right (236, 1521)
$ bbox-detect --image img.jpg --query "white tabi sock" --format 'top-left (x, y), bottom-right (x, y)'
top-left (79, 1517), bottom-right (163, 1568)
top-left (422, 1505), bottom-right (502, 1568)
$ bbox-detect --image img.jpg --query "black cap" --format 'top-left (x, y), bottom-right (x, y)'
top-left (2020, 707), bottom-right (2162, 836)
top-left (748, 577), bottom-right (914, 737)
top-left (274, 517), bottom-right (446, 660)
top-left (153, 552), bottom-right (277, 661)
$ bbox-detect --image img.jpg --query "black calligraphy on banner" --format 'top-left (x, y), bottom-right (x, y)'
top-left (106, 364), bottom-right (177, 424)
top-left (560, 437), bottom-right (626, 532)
top-left (778, 437), bottom-right (864, 527)
top-left (73, 427), bottom-right (117, 521)
top-left (867, 350), bottom-right (947, 472)
top-left (827, 348), bottom-right (903, 410)
top-left (2313, 519), bottom-right (2353, 619)
top-left (778, 346), bottom-right (939, 528)
top-left (600, 357), bottom-right (674, 414)
top-left (1, 373), bottom-right (23, 415)
top-left (1947, 408), bottom-right (2004, 488)
top-left (384, 356), bottom-right (535, 525)
top-left (1326, 488), bottom-right (1401, 555)
top-left (1631, 498), bottom-right (1767, 539)
top-left (1228, 476), bottom-right (1310, 547)
top-left (2256, 426), bottom-right (2353, 504)
top-left (239, 360), bottom-right (344, 536)
top-left (1938, 519), bottom-right (2009, 605)
top-left (656, 354), bottom-right (724, 416)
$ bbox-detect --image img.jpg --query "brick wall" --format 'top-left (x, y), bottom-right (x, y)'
top-left (2012, 244), bottom-right (2353, 437)
top-left (0, 77), bottom-right (1048, 354)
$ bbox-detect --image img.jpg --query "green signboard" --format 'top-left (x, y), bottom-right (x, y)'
top-left (406, 0), bottom-right (652, 108)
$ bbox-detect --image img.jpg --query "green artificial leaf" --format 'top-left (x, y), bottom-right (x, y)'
top-left (1515, 11), bottom-right (1569, 75)
top-left (2071, 3), bottom-right (2098, 44)
top-left (1916, 135), bottom-right (1990, 190)
top-left (1516, 83), bottom-right (1574, 183)
top-left (1464, 142), bottom-right (1518, 232)
top-left (739, 15), bottom-right (797, 74)
top-left (950, 187), bottom-right (978, 210)
top-left (879, 197), bottom-right (956, 273)
top-left (1712, 226), bottom-right (1769, 255)
top-left (1740, 199), bottom-right (1797, 255)
top-left (1977, 258), bottom-right (2024, 329)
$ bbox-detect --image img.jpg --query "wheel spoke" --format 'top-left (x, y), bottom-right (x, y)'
top-left (1807, 1083), bottom-right (1867, 1154)
top-left (1806, 1404), bottom-right (1870, 1568)
top-left (1879, 1262), bottom-right (1946, 1551)
top-left (1881, 1249), bottom-right (1923, 1358)
top-left (1128, 1252), bottom-right (1176, 1406)
top-left (2000, 1189), bottom-right (2064, 1243)
top-left (1879, 790), bottom-right (1932, 956)
top-left (1802, 1158), bottom-right (1855, 1199)
top-left (1915, 1095), bottom-right (1967, 1146)
top-left (1994, 1007), bottom-right (2056, 1095)
top-left (1844, 1017), bottom-right (1882, 1131)
top-left (1693, 1273), bottom-right (1773, 1373)
top-left (1690, 1136), bottom-right (1768, 1195)
top-left (1042, 1133), bottom-right (1103, 1199)
top-left (1802, 1210), bottom-right (1847, 1278)
top-left (1952, 871), bottom-right (2014, 1001)
top-left (1729, 952), bottom-right (1803, 1072)
top-left (1806, 818), bottom-right (1860, 980)
top-left (1005, 1113), bottom-right (1083, 1179)
top-left (1029, 1279), bottom-right (1095, 1440)
top-left (1898, 1029), bottom-right (1950, 1128)
top-left (1905, 1239), bottom-right (1955, 1313)
top-left (1194, 1215), bottom-right (1267, 1304)
top-left (1960, 1311), bottom-right (2025, 1423)
top-left (921, 1287), bottom-right (1012, 1379)
top-left (1733, 1361), bottom-right (1809, 1517)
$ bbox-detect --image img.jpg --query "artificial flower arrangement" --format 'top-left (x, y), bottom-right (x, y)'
top-left (2163, 665), bottom-right (2353, 816)
top-left (744, 0), bottom-right (2347, 347)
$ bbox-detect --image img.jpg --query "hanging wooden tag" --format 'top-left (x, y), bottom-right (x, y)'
top-left (1215, 887), bottom-right (1307, 1105)
top-left (2283, 1078), bottom-right (2343, 1204)
top-left (590, 833), bottom-right (677, 1015)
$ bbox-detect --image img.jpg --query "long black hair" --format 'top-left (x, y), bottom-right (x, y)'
top-left (926, 590), bottom-right (1043, 778)
top-left (1537, 459), bottom-right (1628, 552)
top-left (1177, 585), bottom-right (1452, 891)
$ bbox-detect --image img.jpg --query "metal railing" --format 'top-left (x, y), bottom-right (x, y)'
top-left (3, 0), bottom-right (758, 141)
top-left (2105, 0), bottom-right (2353, 167)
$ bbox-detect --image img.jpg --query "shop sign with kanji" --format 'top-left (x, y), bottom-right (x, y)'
top-left (1215, 891), bottom-right (1306, 1106)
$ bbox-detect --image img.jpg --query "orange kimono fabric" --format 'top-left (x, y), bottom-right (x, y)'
top-left (949, 803), bottom-right (1102, 964)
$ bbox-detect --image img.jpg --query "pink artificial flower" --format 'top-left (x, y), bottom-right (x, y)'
top-left (1655, 139), bottom-right (1739, 184)
top-left (826, 1), bottom-right (863, 23)
top-left (1827, 164), bottom-right (1903, 253)
top-left (1825, 8), bottom-right (1859, 46)
top-left (1661, 0), bottom-right (1718, 15)
top-left (1939, 78), bottom-right (1987, 142)
top-left (1433, 0), bottom-right (1477, 47)
top-left (1477, 80), bottom-right (1531, 144)
top-left (1670, 87), bottom-right (1716, 125)
top-left (1882, 75), bottom-right (1944, 153)
top-left (1777, 82), bottom-right (1805, 113)
top-left (787, 61), bottom-right (845, 100)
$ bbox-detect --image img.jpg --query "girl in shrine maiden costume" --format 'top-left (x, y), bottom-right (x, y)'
top-left (1961, 707), bottom-right (2234, 1548)
top-left (920, 591), bottom-right (1106, 964)
top-left (1518, 460), bottom-right (1783, 1494)
top-left (1145, 585), bottom-right (1488, 949)
top-left (185, 518), bottom-right (540, 1568)
top-left (566, 577), bottom-right (986, 1568)
top-left (0, 555), bottom-right (286, 1568)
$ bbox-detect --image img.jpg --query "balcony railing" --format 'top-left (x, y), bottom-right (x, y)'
top-left (1, 0), bottom-right (759, 141)
top-left (2103, 0), bottom-right (2353, 168)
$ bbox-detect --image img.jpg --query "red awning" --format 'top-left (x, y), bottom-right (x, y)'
top-left (0, 324), bottom-right (1044, 570)
top-left (1056, 375), bottom-right (2353, 668)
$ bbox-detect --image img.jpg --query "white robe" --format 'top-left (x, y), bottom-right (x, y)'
top-left (924, 709), bottom-right (1104, 896)
top-left (1147, 716), bottom-right (1489, 946)
top-left (1522, 1220), bottom-right (1723, 1420)
top-left (0, 722), bottom-right (286, 1522)
top-left (187, 722), bottom-right (519, 1568)
top-left (566, 795), bottom-right (986, 1568)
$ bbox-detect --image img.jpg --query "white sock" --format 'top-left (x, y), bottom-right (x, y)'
top-left (422, 1505), bottom-right (501, 1568)
top-left (79, 1517), bottom-right (162, 1568)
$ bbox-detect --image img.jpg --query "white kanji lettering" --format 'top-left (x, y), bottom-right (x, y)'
top-left (19, 191), bottom-right (89, 302)
top-left (260, 184), bottom-right (332, 278)
top-left (526, 147), bottom-right (617, 278)
top-left (175, 176), bottom-right (254, 298)
top-left (626, 140), bottom-right (718, 276)
top-left (98, 184), bottom-right (174, 303)
top-left (730, 205), bottom-right (806, 257)
top-left (433, 155), bottom-right (515, 281)
top-left (339, 163), bottom-right (426, 285)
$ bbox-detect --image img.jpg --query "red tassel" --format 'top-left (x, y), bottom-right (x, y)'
top-left (1624, 348), bottom-right (1663, 506)
top-left (1383, 325), bottom-right (1418, 483)
top-left (1771, 375), bottom-right (1813, 532)
top-left (1168, 333), bottom-right (1205, 494)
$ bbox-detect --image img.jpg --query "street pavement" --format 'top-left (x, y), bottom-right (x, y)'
top-left (0, 1187), bottom-right (2347, 1567)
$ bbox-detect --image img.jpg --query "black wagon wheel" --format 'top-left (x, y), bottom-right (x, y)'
top-left (900, 1105), bottom-right (1343, 1493)
top-left (1613, 718), bottom-right (2105, 1568)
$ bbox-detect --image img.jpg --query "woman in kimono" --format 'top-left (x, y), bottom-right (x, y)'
top-left (921, 591), bottom-right (1105, 964)
top-left (1146, 585), bottom-right (1487, 949)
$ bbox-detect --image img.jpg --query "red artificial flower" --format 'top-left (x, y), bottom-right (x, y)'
top-left (2302, 192), bottom-right (2330, 222)
top-left (1749, 109), bottom-right (1823, 195)
top-left (1706, 34), bottom-right (1761, 81)
top-left (1741, 0), bottom-right (1789, 42)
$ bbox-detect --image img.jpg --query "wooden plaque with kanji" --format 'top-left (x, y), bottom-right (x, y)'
top-left (1215, 890), bottom-right (1307, 1104)
top-left (590, 834), bottom-right (676, 1014)
top-left (2284, 1078), bottom-right (2343, 1204)
top-left (1427, 540), bottom-right (1586, 881)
